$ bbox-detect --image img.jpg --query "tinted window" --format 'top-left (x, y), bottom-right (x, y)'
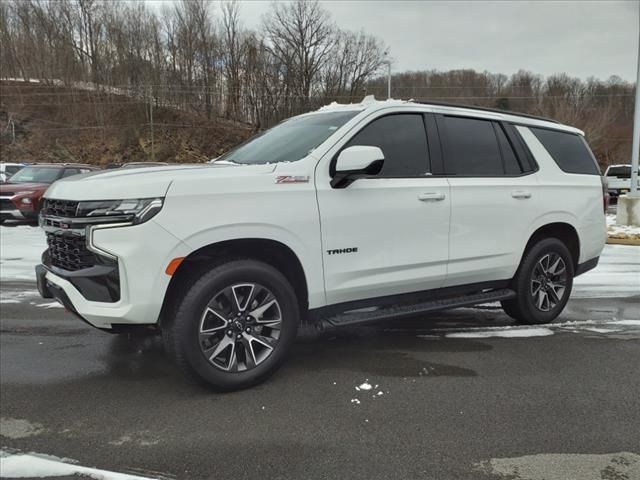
top-left (345, 114), bottom-right (429, 176)
top-left (6, 165), bottom-right (23, 175)
top-left (530, 127), bottom-right (600, 175)
top-left (606, 166), bottom-right (631, 178)
top-left (442, 116), bottom-right (503, 175)
top-left (495, 123), bottom-right (522, 174)
top-left (217, 111), bottom-right (358, 165)
top-left (8, 167), bottom-right (61, 183)
top-left (61, 169), bottom-right (80, 178)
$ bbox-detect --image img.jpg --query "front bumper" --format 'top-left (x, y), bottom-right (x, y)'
top-left (0, 209), bottom-right (26, 220)
top-left (36, 219), bottom-right (190, 330)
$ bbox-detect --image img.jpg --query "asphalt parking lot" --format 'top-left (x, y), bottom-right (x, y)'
top-left (1, 268), bottom-right (639, 479)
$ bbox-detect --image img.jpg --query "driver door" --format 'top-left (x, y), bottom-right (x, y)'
top-left (316, 112), bottom-right (450, 305)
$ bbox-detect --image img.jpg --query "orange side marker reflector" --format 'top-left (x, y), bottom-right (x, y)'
top-left (166, 257), bottom-right (185, 276)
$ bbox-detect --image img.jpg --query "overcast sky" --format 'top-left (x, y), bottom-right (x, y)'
top-left (150, 0), bottom-right (640, 82)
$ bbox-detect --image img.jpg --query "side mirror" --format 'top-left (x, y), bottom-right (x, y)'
top-left (331, 146), bottom-right (384, 188)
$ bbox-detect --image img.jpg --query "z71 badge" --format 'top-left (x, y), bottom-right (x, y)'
top-left (275, 175), bottom-right (310, 184)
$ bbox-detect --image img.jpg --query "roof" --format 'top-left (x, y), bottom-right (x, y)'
top-left (312, 96), bottom-right (582, 135)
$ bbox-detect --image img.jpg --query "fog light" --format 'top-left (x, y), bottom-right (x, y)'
top-left (21, 198), bottom-right (32, 204)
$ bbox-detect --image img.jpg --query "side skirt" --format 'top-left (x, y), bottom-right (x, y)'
top-left (310, 281), bottom-right (514, 329)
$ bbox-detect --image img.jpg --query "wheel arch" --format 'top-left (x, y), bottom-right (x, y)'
top-left (522, 222), bottom-right (580, 271)
top-left (159, 238), bottom-right (310, 327)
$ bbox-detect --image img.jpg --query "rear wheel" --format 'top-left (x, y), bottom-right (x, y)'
top-left (165, 259), bottom-right (299, 391)
top-left (501, 238), bottom-right (574, 324)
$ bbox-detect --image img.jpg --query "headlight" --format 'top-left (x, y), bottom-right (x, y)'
top-left (77, 198), bottom-right (164, 224)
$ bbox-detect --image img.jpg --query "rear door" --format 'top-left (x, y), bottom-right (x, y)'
top-left (316, 111), bottom-right (451, 305)
top-left (436, 114), bottom-right (540, 286)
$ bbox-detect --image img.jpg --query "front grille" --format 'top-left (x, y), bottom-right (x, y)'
top-left (1, 191), bottom-right (15, 197)
top-left (0, 198), bottom-right (14, 210)
top-left (46, 232), bottom-right (97, 271)
top-left (42, 199), bottom-right (79, 218)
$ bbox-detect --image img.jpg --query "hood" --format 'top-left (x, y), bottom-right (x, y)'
top-left (0, 182), bottom-right (49, 193)
top-left (43, 163), bottom-right (277, 201)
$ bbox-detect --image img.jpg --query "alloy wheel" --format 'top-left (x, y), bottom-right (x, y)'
top-left (199, 283), bottom-right (282, 372)
top-left (530, 252), bottom-right (567, 312)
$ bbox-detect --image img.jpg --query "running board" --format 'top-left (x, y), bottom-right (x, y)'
top-left (322, 289), bottom-right (516, 328)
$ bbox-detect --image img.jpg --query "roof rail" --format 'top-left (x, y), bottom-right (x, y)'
top-left (414, 100), bottom-right (561, 124)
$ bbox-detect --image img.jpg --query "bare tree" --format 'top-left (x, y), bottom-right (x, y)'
top-left (262, 0), bottom-right (334, 108)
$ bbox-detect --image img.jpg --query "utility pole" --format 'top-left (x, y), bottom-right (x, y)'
top-left (618, 7), bottom-right (640, 226)
top-left (631, 9), bottom-right (640, 196)
top-left (148, 87), bottom-right (155, 162)
top-left (387, 61), bottom-right (391, 99)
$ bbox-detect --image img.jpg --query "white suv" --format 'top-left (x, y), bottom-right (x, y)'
top-left (36, 98), bottom-right (606, 390)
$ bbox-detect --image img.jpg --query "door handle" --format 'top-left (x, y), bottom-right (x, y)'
top-left (511, 190), bottom-right (532, 199)
top-left (418, 192), bottom-right (446, 202)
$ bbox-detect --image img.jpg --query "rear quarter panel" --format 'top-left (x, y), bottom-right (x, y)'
top-left (517, 126), bottom-right (606, 264)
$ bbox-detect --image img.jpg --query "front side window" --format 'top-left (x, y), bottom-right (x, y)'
top-left (216, 111), bottom-right (359, 165)
top-left (344, 114), bottom-right (430, 176)
top-left (7, 167), bottom-right (61, 184)
top-left (441, 116), bottom-right (503, 176)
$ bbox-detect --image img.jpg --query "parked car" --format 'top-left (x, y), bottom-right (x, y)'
top-left (0, 163), bottom-right (98, 222)
top-left (604, 164), bottom-right (639, 200)
top-left (36, 98), bottom-right (606, 390)
top-left (0, 162), bottom-right (26, 183)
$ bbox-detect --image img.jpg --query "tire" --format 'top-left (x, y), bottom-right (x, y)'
top-left (164, 259), bottom-right (299, 391)
top-left (501, 238), bottom-right (574, 325)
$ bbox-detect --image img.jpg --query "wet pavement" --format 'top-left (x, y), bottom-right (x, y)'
top-left (1, 280), bottom-right (639, 479)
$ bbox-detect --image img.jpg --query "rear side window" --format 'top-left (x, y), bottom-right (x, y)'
top-left (530, 127), bottom-right (600, 175)
top-left (345, 114), bottom-right (430, 176)
top-left (494, 124), bottom-right (522, 175)
top-left (61, 169), bottom-right (80, 178)
top-left (441, 116), bottom-right (503, 175)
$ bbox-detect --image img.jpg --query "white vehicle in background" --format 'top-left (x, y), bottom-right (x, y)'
top-left (604, 164), bottom-right (638, 200)
top-left (0, 162), bottom-right (26, 183)
top-left (35, 98), bottom-right (606, 391)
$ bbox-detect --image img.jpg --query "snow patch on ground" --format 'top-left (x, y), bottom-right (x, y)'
top-left (0, 226), bottom-right (46, 282)
top-left (607, 213), bottom-right (640, 239)
top-left (573, 244), bottom-right (640, 298)
top-left (445, 327), bottom-right (554, 338)
top-left (609, 319), bottom-right (640, 326)
top-left (35, 301), bottom-right (64, 309)
top-left (437, 318), bottom-right (640, 340)
top-left (0, 289), bottom-right (39, 304)
top-left (475, 451), bottom-right (640, 480)
top-left (109, 432), bottom-right (160, 447)
top-left (0, 418), bottom-right (44, 439)
top-left (356, 382), bottom-right (372, 391)
top-left (0, 450), bottom-right (158, 479)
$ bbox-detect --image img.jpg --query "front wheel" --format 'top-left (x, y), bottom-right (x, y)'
top-left (502, 238), bottom-right (574, 325)
top-left (165, 259), bottom-right (299, 391)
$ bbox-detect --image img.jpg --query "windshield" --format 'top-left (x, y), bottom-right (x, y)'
top-left (606, 166), bottom-right (631, 178)
top-left (217, 111), bottom-right (359, 165)
top-left (8, 167), bottom-right (61, 184)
